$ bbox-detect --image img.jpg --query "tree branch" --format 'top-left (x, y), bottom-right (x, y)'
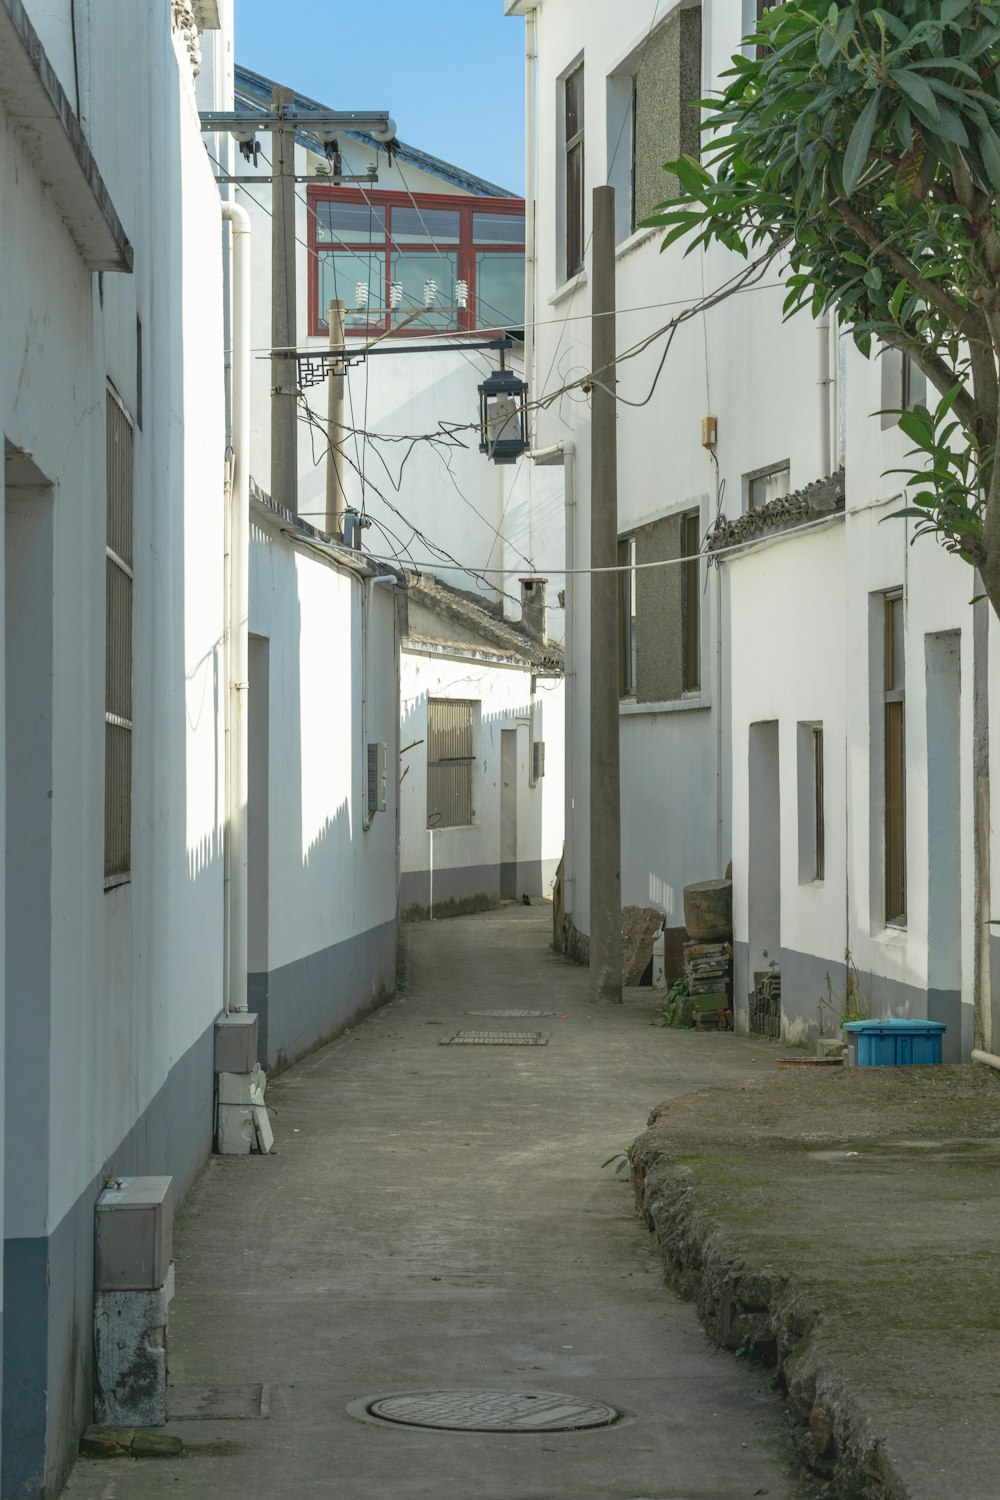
top-left (833, 198), bottom-right (990, 345)
top-left (883, 329), bottom-right (981, 433)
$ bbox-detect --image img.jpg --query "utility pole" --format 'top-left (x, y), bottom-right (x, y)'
top-left (325, 299), bottom-right (346, 537)
top-left (271, 85), bottom-right (298, 511)
top-left (589, 185), bottom-right (623, 1003)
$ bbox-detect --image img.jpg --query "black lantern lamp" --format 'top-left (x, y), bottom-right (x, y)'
top-left (478, 354), bottom-right (528, 464)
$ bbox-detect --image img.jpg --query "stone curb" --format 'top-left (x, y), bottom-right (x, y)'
top-left (630, 1139), bottom-right (908, 1500)
top-left (80, 1426), bottom-right (184, 1459)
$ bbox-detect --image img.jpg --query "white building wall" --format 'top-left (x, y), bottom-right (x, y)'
top-left (398, 649), bottom-right (564, 916)
top-left (520, 0), bottom-right (990, 1058)
top-left (1, 4), bottom-right (228, 1491)
top-left (248, 515), bottom-right (399, 1069)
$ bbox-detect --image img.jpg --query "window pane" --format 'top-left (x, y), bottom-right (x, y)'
top-left (885, 700), bottom-right (906, 921)
top-left (391, 206), bottom-right (460, 244)
top-left (813, 728), bottom-right (825, 881)
top-left (476, 253), bottom-right (525, 330)
top-left (566, 141), bottom-right (584, 277)
top-left (313, 199), bottom-right (387, 244)
top-left (390, 251), bottom-right (457, 328)
top-left (473, 212), bottom-right (525, 245)
top-left (565, 65), bottom-right (584, 140)
top-left (317, 251), bottom-right (386, 329)
top-left (682, 512), bottom-right (700, 692)
top-left (885, 595), bottom-right (904, 692)
top-left (748, 465), bottom-right (790, 509)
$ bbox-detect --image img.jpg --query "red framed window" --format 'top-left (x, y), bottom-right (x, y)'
top-left (308, 187), bottom-right (525, 338)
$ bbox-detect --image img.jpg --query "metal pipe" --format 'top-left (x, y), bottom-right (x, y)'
top-left (222, 200), bottom-right (252, 1014)
top-left (524, 8), bottom-right (537, 439)
top-left (530, 442), bottom-right (575, 916)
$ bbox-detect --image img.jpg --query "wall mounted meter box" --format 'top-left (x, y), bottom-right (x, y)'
top-left (95, 1175), bottom-right (173, 1291)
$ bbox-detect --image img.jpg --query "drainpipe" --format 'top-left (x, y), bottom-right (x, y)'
top-left (531, 441), bottom-right (575, 916)
top-left (524, 7), bottom-right (537, 439)
top-left (363, 574), bottom-right (398, 833)
top-left (817, 313), bottom-right (832, 478)
top-left (223, 201), bottom-right (251, 1013)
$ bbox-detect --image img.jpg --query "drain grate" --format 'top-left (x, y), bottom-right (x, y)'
top-left (364, 1389), bottom-right (619, 1432)
top-left (466, 1009), bottom-right (558, 1018)
top-left (167, 1384), bottom-right (270, 1420)
top-left (441, 1030), bottom-right (548, 1046)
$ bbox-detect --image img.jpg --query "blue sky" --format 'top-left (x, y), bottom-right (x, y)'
top-left (235, 0), bottom-right (526, 194)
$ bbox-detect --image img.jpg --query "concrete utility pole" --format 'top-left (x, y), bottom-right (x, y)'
top-left (589, 185), bottom-right (623, 1002)
top-left (325, 298), bottom-right (346, 537)
top-left (271, 85), bottom-right (298, 511)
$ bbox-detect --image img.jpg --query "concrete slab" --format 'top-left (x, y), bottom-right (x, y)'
top-left (64, 907), bottom-right (818, 1500)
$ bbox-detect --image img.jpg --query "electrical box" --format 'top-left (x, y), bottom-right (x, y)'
top-left (367, 741), bottom-right (388, 815)
top-left (95, 1176), bottom-right (173, 1291)
top-left (532, 741), bottom-right (546, 781)
top-left (701, 415), bottom-right (718, 449)
top-left (214, 1011), bottom-right (258, 1074)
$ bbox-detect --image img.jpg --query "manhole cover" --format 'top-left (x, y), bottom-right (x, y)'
top-left (364, 1389), bottom-right (620, 1431)
top-left (466, 1009), bottom-right (557, 1017)
top-left (441, 1030), bottom-right (548, 1046)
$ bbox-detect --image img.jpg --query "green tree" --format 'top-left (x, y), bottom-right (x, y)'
top-left (647, 0), bottom-right (1000, 611)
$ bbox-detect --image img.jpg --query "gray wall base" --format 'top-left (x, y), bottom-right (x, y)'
top-left (250, 916), bottom-right (397, 1073)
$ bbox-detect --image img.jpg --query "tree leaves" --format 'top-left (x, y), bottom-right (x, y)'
top-left (843, 91), bottom-right (880, 196)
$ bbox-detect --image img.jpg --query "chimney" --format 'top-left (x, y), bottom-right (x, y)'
top-left (519, 577), bottom-right (548, 646)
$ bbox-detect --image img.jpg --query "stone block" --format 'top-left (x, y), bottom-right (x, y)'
top-left (94, 1286), bottom-right (169, 1427)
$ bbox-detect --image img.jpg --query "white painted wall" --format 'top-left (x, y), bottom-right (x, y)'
top-left (399, 648), bottom-right (564, 913)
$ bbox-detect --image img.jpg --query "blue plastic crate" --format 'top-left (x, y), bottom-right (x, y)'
top-left (842, 1018), bottom-right (946, 1067)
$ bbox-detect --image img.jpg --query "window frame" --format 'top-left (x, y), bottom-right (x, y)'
top-left (746, 459), bottom-right (792, 511)
top-left (681, 509), bottom-right (701, 693)
top-left (564, 62), bottom-right (585, 280)
top-left (426, 697), bottom-right (477, 831)
top-left (883, 591), bottom-right (907, 926)
top-left (307, 187), bottom-right (525, 339)
top-left (105, 384), bottom-right (135, 891)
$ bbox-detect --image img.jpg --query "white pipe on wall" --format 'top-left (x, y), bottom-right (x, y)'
top-left (524, 8), bottom-right (537, 437)
top-left (223, 200), bottom-right (252, 1014)
top-left (530, 441), bottom-right (575, 916)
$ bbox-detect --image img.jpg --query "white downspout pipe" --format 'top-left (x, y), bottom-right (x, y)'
top-left (524, 7), bottom-right (537, 438)
top-left (223, 200), bottom-right (251, 1013)
top-left (530, 441), bottom-right (575, 916)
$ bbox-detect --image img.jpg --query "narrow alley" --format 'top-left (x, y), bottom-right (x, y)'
top-left (66, 908), bottom-right (812, 1500)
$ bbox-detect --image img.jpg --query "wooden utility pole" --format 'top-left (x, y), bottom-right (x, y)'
top-left (589, 185), bottom-right (623, 1002)
top-left (271, 85), bottom-right (298, 510)
top-left (325, 299), bottom-right (346, 537)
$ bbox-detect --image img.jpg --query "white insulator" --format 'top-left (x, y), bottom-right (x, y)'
top-left (423, 279), bottom-right (438, 308)
top-left (389, 281), bottom-right (404, 309)
top-left (355, 282), bottom-right (369, 311)
top-left (455, 279), bottom-right (469, 310)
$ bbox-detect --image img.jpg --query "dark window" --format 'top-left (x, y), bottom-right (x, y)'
top-left (748, 463), bottom-right (791, 510)
top-left (681, 510), bottom-right (701, 692)
top-left (814, 727), bottom-right (825, 881)
top-left (618, 536), bottom-right (636, 697)
top-left (884, 593), bottom-right (906, 924)
top-left (308, 189), bottom-right (525, 337)
top-left (564, 64), bottom-right (585, 278)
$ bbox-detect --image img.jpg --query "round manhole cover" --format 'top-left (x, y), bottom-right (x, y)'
top-left (364, 1389), bottom-right (620, 1432)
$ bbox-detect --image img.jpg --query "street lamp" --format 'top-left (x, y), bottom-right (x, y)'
top-left (478, 356), bottom-right (528, 465)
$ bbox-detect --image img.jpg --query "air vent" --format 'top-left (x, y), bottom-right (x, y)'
top-left (532, 741), bottom-right (545, 780)
top-left (367, 741), bottom-right (387, 816)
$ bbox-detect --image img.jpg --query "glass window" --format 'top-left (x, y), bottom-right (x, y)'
top-left (748, 464), bottom-right (791, 509)
top-left (476, 253), bottom-right (525, 330)
top-left (883, 592), bottom-right (906, 924)
top-left (565, 64), bottom-right (585, 279)
top-left (313, 200), bottom-right (386, 244)
top-left (473, 213), bottom-right (525, 245)
top-left (391, 206), bottom-right (461, 244)
top-left (390, 251), bottom-right (457, 328)
top-left (317, 251), bottom-right (386, 329)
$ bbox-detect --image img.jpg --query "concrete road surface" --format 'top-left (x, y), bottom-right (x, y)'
top-left (66, 906), bottom-right (816, 1500)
